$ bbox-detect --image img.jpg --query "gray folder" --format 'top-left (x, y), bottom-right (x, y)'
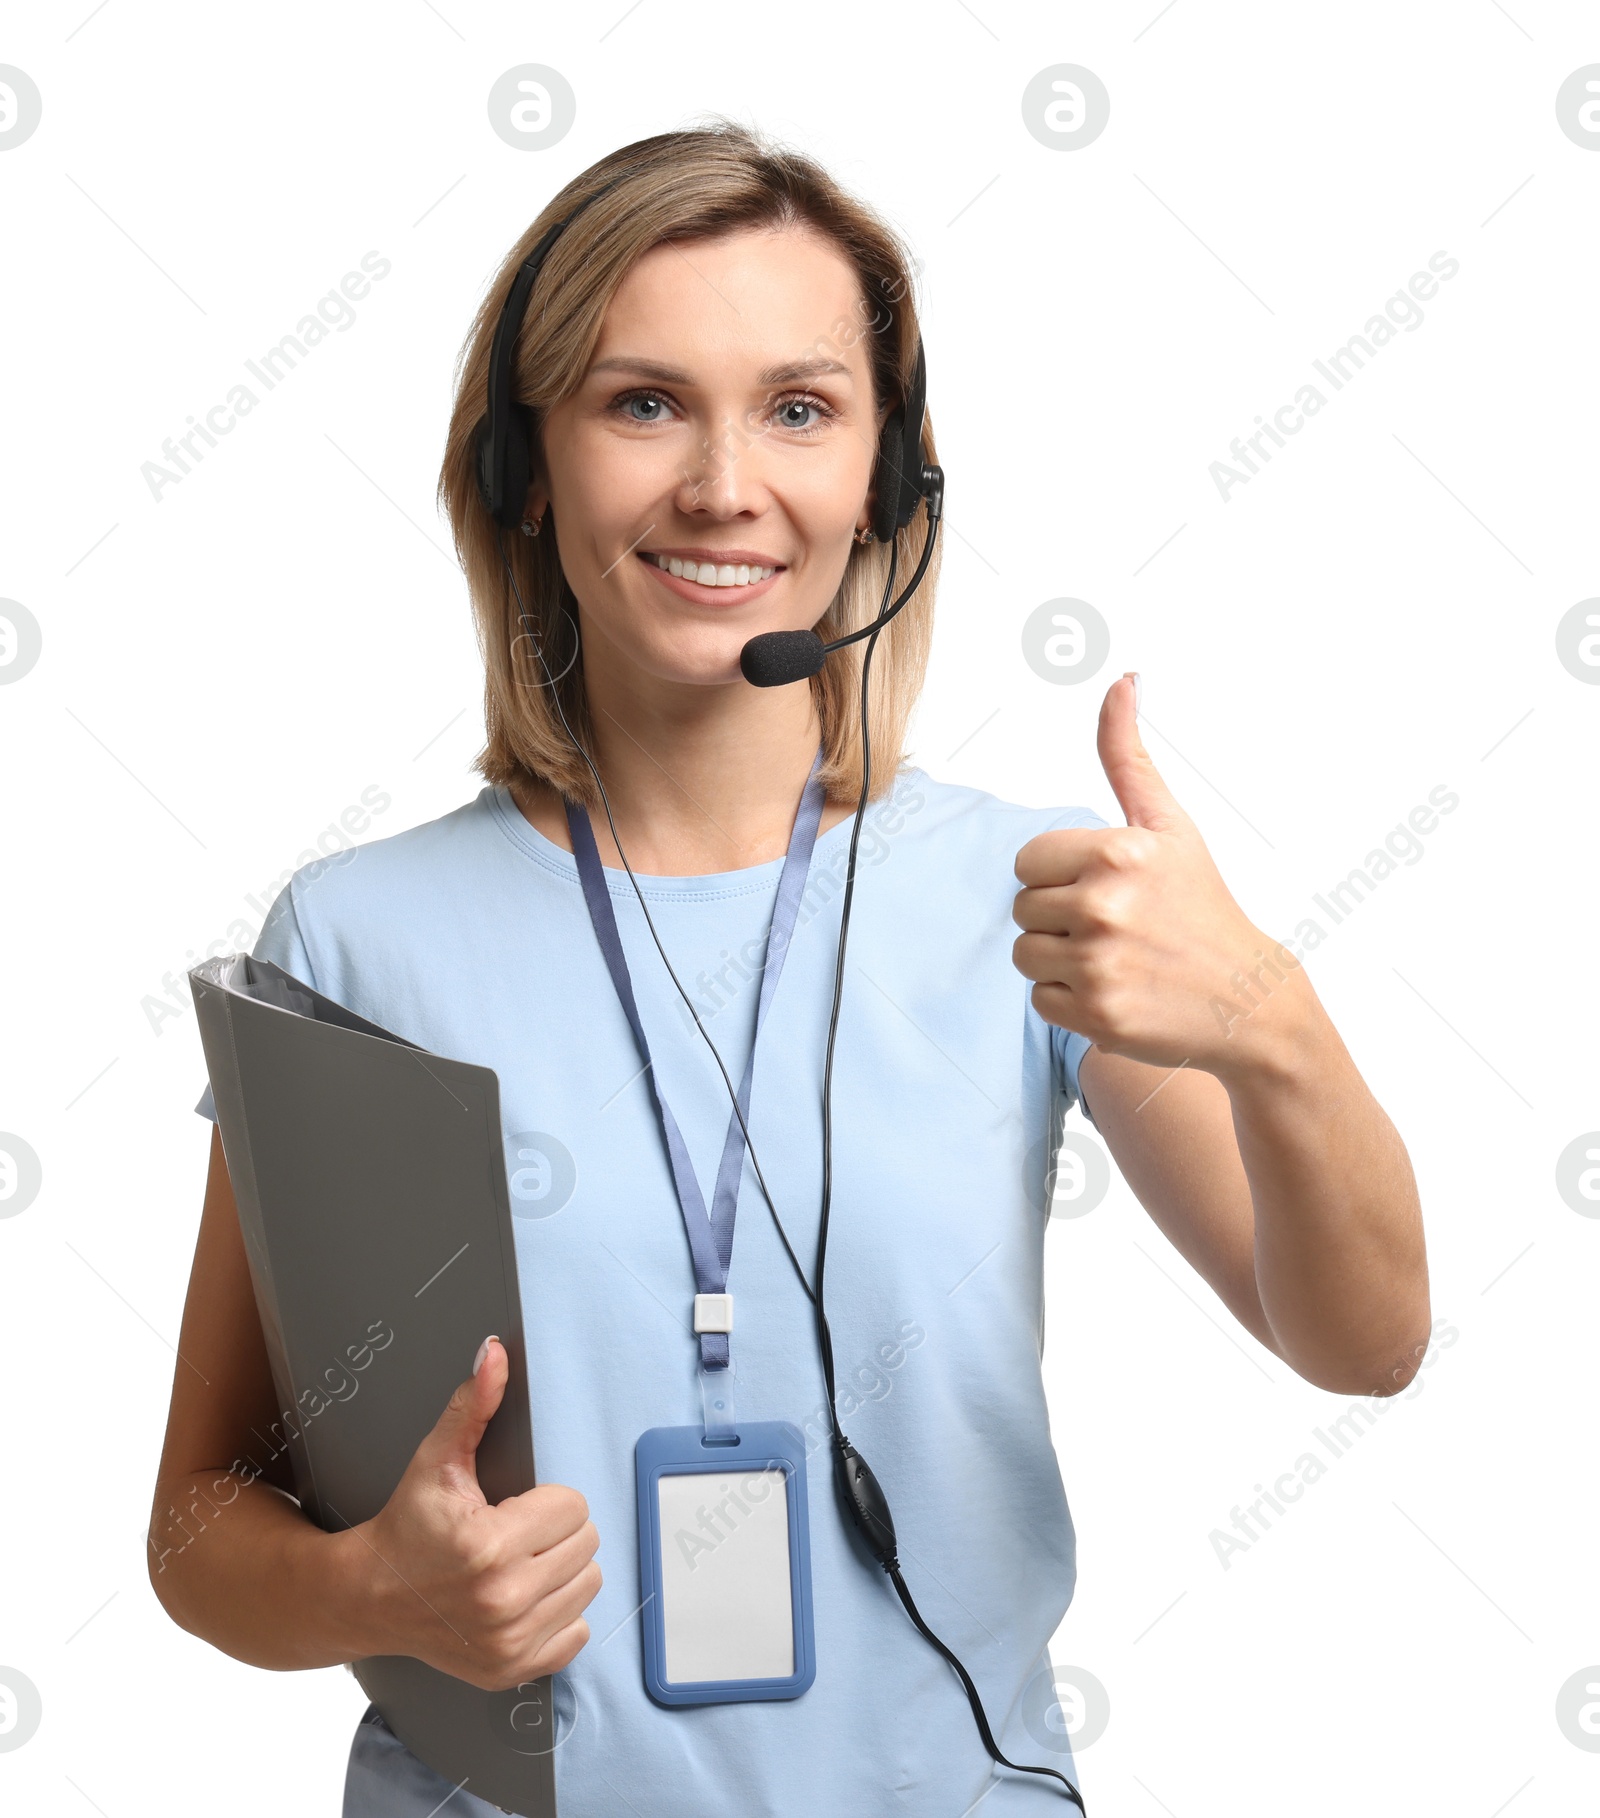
top-left (189, 954), bottom-right (558, 1817)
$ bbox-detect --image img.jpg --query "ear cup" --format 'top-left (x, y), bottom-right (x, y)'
top-left (498, 402), bottom-right (536, 528)
top-left (474, 402), bottom-right (538, 528)
top-left (869, 404), bottom-right (908, 544)
top-left (472, 411), bottom-right (495, 513)
top-left (868, 340), bottom-right (929, 544)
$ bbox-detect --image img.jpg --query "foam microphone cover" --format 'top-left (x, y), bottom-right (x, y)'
top-left (739, 630), bottom-right (826, 687)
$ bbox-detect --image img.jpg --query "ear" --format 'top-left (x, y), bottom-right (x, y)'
top-left (522, 479), bottom-right (549, 529)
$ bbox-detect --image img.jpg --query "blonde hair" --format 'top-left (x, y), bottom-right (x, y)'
top-left (436, 121), bottom-right (940, 810)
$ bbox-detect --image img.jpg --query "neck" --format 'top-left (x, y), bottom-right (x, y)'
top-left (511, 643), bottom-right (847, 875)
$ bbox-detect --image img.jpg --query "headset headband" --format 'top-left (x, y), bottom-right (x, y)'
top-left (476, 178), bottom-right (622, 526)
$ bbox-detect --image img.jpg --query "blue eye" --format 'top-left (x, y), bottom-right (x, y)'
top-left (624, 393), bottom-right (669, 422)
top-left (770, 393), bottom-right (837, 434)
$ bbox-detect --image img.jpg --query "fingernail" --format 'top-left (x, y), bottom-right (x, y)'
top-left (1124, 670), bottom-right (1142, 714)
top-left (473, 1335), bottom-right (499, 1376)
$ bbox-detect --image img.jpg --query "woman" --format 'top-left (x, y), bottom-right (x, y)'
top-left (150, 124), bottom-right (1429, 1815)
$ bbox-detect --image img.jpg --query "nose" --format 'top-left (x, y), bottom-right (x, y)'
top-left (673, 413), bottom-right (769, 521)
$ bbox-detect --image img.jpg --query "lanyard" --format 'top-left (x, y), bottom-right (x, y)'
top-left (566, 749), bottom-right (826, 1377)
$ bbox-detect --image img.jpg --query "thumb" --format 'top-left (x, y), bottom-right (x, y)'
top-left (413, 1334), bottom-right (507, 1492)
top-left (1097, 672), bottom-right (1186, 833)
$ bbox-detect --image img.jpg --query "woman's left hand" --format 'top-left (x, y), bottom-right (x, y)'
top-left (1012, 673), bottom-right (1304, 1082)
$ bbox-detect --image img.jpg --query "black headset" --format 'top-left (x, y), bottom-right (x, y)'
top-left (475, 175), bottom-right (1085, 1812)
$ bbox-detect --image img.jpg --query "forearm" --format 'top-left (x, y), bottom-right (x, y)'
top-left (148, 1469), bottom-right (389, 1671)
top-left (1217, 968), bottom-right (1430, 1395)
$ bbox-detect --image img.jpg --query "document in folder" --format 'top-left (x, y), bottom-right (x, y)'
top-left (189, 954), bottom-right (559, 1817)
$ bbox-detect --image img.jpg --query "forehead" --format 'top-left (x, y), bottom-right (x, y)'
top-left (592, 225), bottom-right (873, 384)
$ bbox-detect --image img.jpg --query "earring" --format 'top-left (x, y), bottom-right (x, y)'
top-left (520, 515), bottom-right (542, 538)
top-left (854, 525), bottom-right (875, 546)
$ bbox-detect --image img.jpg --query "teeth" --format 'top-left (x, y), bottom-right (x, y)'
top-left (648, 554), bottom-right (775, 587)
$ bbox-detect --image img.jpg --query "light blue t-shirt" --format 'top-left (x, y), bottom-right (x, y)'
top-left (199, 767), bottom-right (1109, 1815)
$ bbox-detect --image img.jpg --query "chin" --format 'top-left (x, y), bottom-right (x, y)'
top-left (627, 626), bottom-right (754, 689)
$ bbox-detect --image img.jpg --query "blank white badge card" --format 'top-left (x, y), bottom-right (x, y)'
top-left (655, 1466), bottom-right (795, 1684)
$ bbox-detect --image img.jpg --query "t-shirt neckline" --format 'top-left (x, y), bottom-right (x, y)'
top-left (486, 781), bottom-right (876, 901)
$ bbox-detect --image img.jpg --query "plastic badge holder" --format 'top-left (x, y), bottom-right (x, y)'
top-left (634, 1421), bottom-right (816, 1707)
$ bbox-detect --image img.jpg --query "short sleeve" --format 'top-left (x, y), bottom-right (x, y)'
top-left (1052, 1025), bottom-right (1098, 1132)
top-left (193, 881), bottom-right (317, 1123)
top-left (1039, 804), bottom-right (1113, 1134)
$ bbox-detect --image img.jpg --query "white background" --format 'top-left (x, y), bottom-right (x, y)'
top-left (2, 2), bottom-right (1598, 1813)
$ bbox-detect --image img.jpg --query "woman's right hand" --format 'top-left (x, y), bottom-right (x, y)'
top-left (357, 1337), bottom-right (601, 1691)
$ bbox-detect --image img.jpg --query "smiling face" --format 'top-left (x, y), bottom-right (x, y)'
top-left (526, 224), bottom-right (882, 689)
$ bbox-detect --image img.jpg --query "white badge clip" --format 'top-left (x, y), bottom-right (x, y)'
top-left (694, 1294), bottom-right (737, 1438)
top-left (693, 1292), bottom-right (733, 1334)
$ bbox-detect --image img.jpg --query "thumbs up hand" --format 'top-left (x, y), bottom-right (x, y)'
top-left (357, 1337), bottom-right (602, 1690)
top-left (1013, 674), bottom-right (1298, 1081)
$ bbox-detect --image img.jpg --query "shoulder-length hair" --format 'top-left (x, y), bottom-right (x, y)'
top-left (436, 121), bottom-right (940, 810)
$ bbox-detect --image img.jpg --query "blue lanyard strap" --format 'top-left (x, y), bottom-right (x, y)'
top-left (566, 749), bottom-right (826, 1371)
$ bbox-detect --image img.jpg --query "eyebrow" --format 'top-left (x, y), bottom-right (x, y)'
top-left (587, 354), bottom-right (855, 387)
